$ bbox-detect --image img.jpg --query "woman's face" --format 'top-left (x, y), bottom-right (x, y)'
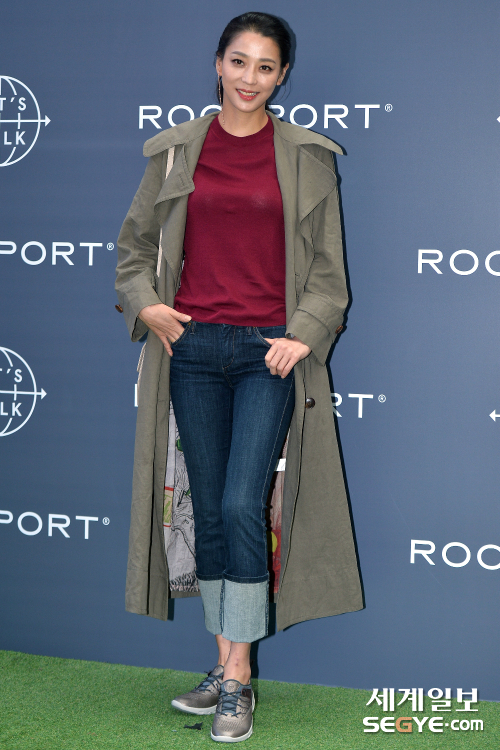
top-left (216, 31), bottom-right (288, 116)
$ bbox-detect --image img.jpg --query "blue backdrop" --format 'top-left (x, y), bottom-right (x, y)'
top-left (1, 0), bottom-right (500, 702)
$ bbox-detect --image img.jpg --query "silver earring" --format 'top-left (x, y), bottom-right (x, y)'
top-left (218, 76), bottom-right (225, 127)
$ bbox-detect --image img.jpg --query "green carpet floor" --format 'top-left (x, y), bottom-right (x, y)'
top-left (1, 650), bottom-right (498, 749)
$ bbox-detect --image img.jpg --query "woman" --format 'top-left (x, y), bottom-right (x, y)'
top-left (115, 11), bottom-right (363, 743)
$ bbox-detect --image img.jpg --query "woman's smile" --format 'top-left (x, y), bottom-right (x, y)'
top-left (236, 89), bottom-right (259, 101)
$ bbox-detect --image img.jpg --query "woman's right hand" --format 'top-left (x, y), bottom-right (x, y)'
top-left (138, 303), bottom-right (192, 356)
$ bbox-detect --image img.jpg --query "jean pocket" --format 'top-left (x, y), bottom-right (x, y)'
top-left (253, 326), bottom-right (285, 348)
top-left (171, 321), bottom-right (191, 347)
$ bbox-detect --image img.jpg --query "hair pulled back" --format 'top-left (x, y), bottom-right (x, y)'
top-left (215, 12), bottom-right (291, 103)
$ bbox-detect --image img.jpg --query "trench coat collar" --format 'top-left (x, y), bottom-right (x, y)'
top-left (143, 111), bottom-right (343, 222)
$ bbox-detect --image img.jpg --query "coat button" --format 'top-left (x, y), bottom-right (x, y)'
top-left (305, 397), bottom-right (315, 409)
top-left (115, 304), bottom-right (123, 313)
top-left (335, 325), bottom-right (343, 334)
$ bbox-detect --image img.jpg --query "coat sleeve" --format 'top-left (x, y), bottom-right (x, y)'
top-left (285, 147), bottom-right (348, 366)
top-left (115, 154), bottom-right (164, 342)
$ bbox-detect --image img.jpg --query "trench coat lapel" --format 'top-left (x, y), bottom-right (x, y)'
top-left (272, 130), bottom-right (298, 326)
top-left (154, 144), bottom-right (194, 206)
top-left (144, 113), bottom-right (216, 277)
top-left (269, 111), bottom-right (341, 224)
top-left (153, 133), bottom-right (209, 279)
top-left (295, 147), bottom-right (338, 224)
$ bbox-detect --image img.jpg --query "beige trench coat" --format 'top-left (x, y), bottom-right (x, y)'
top-left (115, 111), bottom-right (363, 631)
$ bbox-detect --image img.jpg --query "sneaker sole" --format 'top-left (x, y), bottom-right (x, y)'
top-left (171, 699), bottom-right (217, 715)
top-left (210, 722), bottom-right (253, 743)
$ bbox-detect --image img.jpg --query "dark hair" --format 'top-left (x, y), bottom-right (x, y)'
top-left (215, 12), bottom-right (291, 104)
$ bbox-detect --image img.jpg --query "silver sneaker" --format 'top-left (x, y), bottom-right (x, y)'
top-left (171, 665), bottom-right (224, 715)
top-left (210, 679), bottom-right (255, 743)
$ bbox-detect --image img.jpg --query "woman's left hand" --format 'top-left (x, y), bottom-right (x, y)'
top-left (263, 337), bottom-right (311, 378)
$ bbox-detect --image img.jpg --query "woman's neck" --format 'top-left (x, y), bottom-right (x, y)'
top-left (218, 104), bottom-right (268, 137)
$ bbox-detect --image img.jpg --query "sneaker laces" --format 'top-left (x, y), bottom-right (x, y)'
top-left (193, 668), bottom-right (223, 694)
top-left (217, 683), bottom-right (250, 717)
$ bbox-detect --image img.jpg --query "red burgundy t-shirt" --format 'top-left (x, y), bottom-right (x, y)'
top-left (174, 115), bottom-right (286, 325)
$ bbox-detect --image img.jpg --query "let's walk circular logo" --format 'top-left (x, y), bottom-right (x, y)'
top-left (0, 76), bottom-right (50, 166)
top-left (0, 348), bottom-right (46, 436)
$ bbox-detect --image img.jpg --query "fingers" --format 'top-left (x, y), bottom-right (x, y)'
top-left (164, 329), bottom-right (185, 355)
top-left (142, 304), bottom-right (190, 334)
top-left (148, 324), bottom-right (175, 356)
top-left (279, 358), bottom-right (294, 378)
top-left (264, 338), bottom-right (310, 378)
top-left (275, 356), bottom-right (296, 378)
top-left (158, 331), bottom-right (173, 356)
top-left (141, 305), bottom-right (192, 357)
top-left (171, 309), bottom-right (192, 322)
top-left (264, 339), bottom-right (284, 376)
top-left (266, 348), bottom-right (296, 378)
top-left (265, 340), bottom-right (289, 378)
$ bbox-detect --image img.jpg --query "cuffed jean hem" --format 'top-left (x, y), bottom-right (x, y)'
top-left (198, 579), bottom-right (223, 635)
top-left (222, 572), bottom-right (269, 584)
top-left (198, 577), bottom-right (269, 642)
top-left (220, 578), bottom-right (269, 643)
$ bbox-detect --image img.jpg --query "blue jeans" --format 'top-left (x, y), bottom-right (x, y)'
top-left (169, 321), bottom-right (295, 642)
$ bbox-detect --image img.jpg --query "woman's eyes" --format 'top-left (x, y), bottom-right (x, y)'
top-left (231, 58), bottom-right (273, 72)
